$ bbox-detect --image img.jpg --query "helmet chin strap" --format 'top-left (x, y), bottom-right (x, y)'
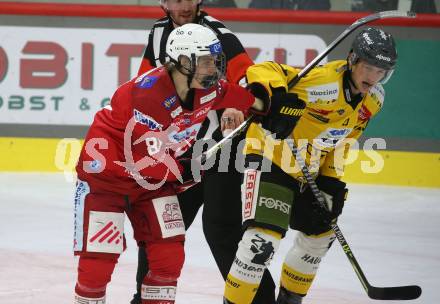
top-left (187, 53), bottom-right (197, 88)
top-left (346, 55), bottom-right (359, 91)
top-left (173, 55), bottom-right (197, 110)
top-left (347, 69), bottom-right (358, 91)
top-left (182, 88), bottom-right (196, 110)
top-left (174, 66), bottom-right (195, 110)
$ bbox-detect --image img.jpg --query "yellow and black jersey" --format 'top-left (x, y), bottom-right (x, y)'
top-left (245, 60), bottom-right (385, 180)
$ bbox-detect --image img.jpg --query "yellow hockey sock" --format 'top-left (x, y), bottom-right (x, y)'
top-left (280, 262), bottom-right (316, 295)
top-left (224, 274), bottom-right (259, 304)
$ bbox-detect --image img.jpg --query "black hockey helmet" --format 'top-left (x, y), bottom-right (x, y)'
top-left (350, 27), bottom-right (397, 70)
top-left (349, 27), bottom-right (397, 83)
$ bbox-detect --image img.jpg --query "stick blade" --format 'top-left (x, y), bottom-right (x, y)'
top-left (368, 285), bottom-right (422, 300)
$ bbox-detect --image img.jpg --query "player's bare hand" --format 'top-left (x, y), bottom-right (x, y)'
top-left (221, 108), bottom-right (244, 130)
top-left (221, 108), bottom-right (244, 135)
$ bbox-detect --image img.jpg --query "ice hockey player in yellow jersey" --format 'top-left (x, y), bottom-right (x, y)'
top-left (223, 27), bottom-right (398, 304)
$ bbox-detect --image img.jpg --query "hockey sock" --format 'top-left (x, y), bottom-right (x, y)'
top-left (280, 231), bottom-right (334, 295)
top-left (141, 242), bottom-right (184, 304)
top-left (75, 256), bottom-right (117, 299)
top-left (141, 272), bottom-right (177, 304)
top-left (74, 294), bottom-right (106, 304)
top-left (224, 227), bottom-right (281, 304)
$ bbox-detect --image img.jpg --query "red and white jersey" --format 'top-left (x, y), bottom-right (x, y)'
top-left (76, 67), bottom-right (255, 194)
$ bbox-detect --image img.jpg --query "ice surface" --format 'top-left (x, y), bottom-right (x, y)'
top-left (1, 173), bottom-right (439, 303)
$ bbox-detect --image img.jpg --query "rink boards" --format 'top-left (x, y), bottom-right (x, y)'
top-left (1, 137), bottom-right (439, 188)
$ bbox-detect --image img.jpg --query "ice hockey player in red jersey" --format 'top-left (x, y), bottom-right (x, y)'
top-left (132, 1), bottom-right (277, 304)
top-left (72, 23), bottom-right (270, 304)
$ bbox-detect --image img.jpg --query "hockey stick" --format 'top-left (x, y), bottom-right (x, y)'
top-left (199, 14), bottom-right (423, 299)
top-left (286, 137), bottom-right (422, 300)
top-left (288, 10), bottom-right (416, 89)
top-left (201, 117), bottom-right (253, 163)
top-left (282, 10), bottom-right (421, 301)
top-left (202, 10), bottom-right (416, 165)
top-left (203, 10), bottom-right (421, 300)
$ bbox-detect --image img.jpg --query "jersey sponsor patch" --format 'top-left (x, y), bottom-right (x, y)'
top-left (194, 106), bottom-right (211, 119)
top-left (74, 295), bottom-right (105, 303)
top-left (87, 159), bottom-right (103, 172)
top-left (152, 196), bottom-right (185, 238)
top-left (242, 169), bottom-right (260, 221)
top-left (136, 75), bottom-right (159, 89)
top-left (86, 211), bottom-right (124, 254)
top-left (229, 228), bottom-right (279, 284)
top-left (301, 253), bottom-right (322, 265)
top-left (249, 233), bottom-right (276, 266)
top-left (336, 109), bottom-right (345, 115)
top-left (73, 180), bottom-right (90, 251)
top-left (306, 82), bottom-right (339, 104)
top-left (141, 284), bottom-right (176, 301)
top-left (209, 41), bottom-right (223, 55)
top-left (369, 84), bottom-right (385, 107)
top-left (358, 104), bottom-right (372, 121)
top-left (200, 90), bottom-right (217, 104)
top-left (134, 68), bottom-right (156, 83)
top-left (173, 115), bottom-right (191, 127)
top-left (253, 182), bottom-right (293, 230)
top-left (134, 109), bottom-right (163, 130)
top-left (309, 108), bottom-right (333, 116)
top-left (163, 95), bottom-right (177, 109)
top-left (259, 196), bottom-right (291, 215)
top-left (170, 106), bottom-right (183, 119)
top-left (281, 263), bottom-right (316, 295)
top-left (314, 127), bottom-right (352, 149)
top-left (307, 112), bottom-right (330, 123)
top-left (230, 255), bottom-right (265, 283)
top-left (168, 123), bottom-right (202, 142)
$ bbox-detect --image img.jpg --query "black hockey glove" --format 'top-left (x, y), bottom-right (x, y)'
top-left (310, 175), bottom-right (348, 234)
top-left (247, 82), bottom-right (271, 117)
top-left (292, 175), bottom-right (348, 235)
top-left (262, 88), bottom-right (306, 139)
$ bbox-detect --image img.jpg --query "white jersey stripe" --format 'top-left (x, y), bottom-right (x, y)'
top-left (218, 27), bottom-right (233, 35)
top-left (153, 26), bottom-right (165, 67)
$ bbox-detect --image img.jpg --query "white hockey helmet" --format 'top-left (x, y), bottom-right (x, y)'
top-left (166, 23), bottom-right (225, 88)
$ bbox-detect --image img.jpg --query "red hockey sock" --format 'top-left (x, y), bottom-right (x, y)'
top-left (75, 256), bottom-right (117, 299)
top-left (141, 273), bottom-right (178, 304)
top-left (141, 242), bottom-right (184, 304)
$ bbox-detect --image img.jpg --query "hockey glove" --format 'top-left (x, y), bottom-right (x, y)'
top-left (262, 88), bottom-right (306, 139)
top-left (247, 82), bottom-right (271, 117)
top-left (310, 175), bottom-right (348, 233)
top-left (292, 175), bottom-right (348, 235)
